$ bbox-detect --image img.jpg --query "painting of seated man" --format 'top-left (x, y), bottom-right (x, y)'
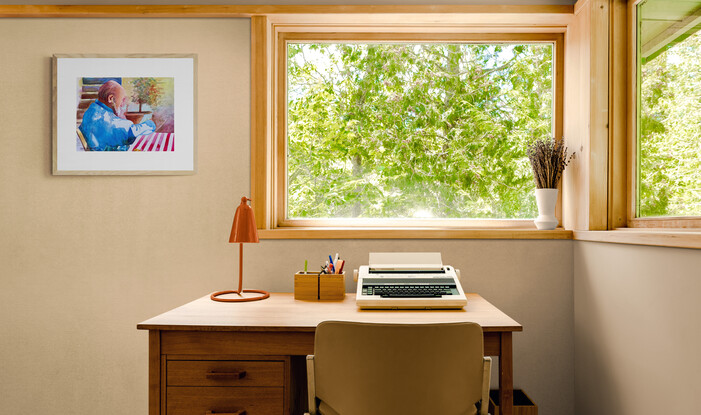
top-left (77, 77), bottom-right (175, 151)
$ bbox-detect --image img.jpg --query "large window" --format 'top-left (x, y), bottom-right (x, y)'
top-left (637, 0), bottom-right (701, 220)
top-left (278, 33), bottom-right (562, 228)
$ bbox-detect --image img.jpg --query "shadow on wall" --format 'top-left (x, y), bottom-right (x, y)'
top-left (574, 257), bottom-right (624, 415)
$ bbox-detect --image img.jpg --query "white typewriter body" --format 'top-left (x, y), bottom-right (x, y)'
top-left (355, 252), bottom-right (468, 309)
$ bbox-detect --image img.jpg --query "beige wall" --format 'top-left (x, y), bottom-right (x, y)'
top-left (574, 242), bottom-right (701, 414)
top-left (0, 17), bottom-right (573, 415)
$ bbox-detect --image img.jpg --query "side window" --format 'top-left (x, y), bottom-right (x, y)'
top-left (637, 0), bottom-right (701, 218)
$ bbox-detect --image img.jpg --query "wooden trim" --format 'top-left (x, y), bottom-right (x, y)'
top-left (629, 217), bottom-right (701, 228)
top-left (574, 229), bottom-right (701, 249)
top-left (564, 0), bottom-right (612, 230)
top-left (609, 0), bottom-right (628, 229)
top-left (574, 0), bottom-right (593, 16)
top-left (554, 33), bottom-right (565, 226)
top-left (272, 30), bottom-right (564, 232)
top-left (251, 16), bottom-right (272, 229)
top-left (281, 218), bottom-right (537, 228)
top-left (277, 32), bottom-right (565, 42)
top-left (588, 0), bottom-right (610, 230)
top-left (275, 31), bottom-right (288, 226)
top-left (627, 0), bottom-right (639, 226)
top-left (52, 56), bottom-right (58, 174)
top-left (563, 0), bottom-right (591, 230)
top-left (554, 33), bottom-right (565, 144)
top-left (270, 25), bottom-right (569, 35)
top-left (0, 5), bottom-right (574, 18)
top-left (257, 228), bottom-right (573, 240)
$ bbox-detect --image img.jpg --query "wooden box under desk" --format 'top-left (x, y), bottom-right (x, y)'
top-left (138, 293), bottom-right (522, 415)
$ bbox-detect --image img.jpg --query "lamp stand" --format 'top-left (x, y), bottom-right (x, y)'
top-left (211, 243), bottom-right (270, 302)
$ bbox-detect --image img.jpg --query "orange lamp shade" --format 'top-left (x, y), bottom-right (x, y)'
top-left (229, 197), bottom-right (259, 243)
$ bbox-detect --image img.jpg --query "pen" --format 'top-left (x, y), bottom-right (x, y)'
top-left (304, 260), bottom-right (308, 273)
top-left (328, 255), bottom-right (334, 267)
top-left (337, 259), bottom-right (345, 274)
top-left (333, 253), bottom-right (340, 267)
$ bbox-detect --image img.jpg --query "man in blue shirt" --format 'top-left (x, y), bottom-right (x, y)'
top-left (79, 80), bottom-right (156, 151)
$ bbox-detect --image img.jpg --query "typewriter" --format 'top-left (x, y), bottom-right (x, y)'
top-left (355, 252), bottom-right (467, 309)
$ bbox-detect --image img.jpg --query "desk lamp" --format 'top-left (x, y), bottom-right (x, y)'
top-left (210, 197), bottom-right (270, 302)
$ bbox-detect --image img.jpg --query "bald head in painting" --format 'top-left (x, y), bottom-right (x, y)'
top-left (97, 80), bottom-right (128, 119)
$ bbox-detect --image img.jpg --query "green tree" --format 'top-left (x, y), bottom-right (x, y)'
top-left (639, 31), bottom-right (701, 217)
top-left (287, 43), bottom-right (554, 219)
top-left (130, 77), bottom-right (162, 113)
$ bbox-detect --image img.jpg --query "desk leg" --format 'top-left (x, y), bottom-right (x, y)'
top-left (499, 332), bottom-right (514, 415)
top-left (149, 330), bottom-right (161, 415)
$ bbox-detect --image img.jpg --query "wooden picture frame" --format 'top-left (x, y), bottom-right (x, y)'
top-left (52, 53), bottom-right (197, 175)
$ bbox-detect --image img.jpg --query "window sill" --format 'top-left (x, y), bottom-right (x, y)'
top-left (573, 229), bottom-right (701, 250)
top-left (257, 227), bottom-right (573, 240)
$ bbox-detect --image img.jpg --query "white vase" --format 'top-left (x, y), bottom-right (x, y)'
top-left (534, 188), bottom-right (559, 230)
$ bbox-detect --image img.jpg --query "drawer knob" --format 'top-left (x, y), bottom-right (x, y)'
top-left (205, 411), bottom-right (246, 415)
top-left (205, 370), bottom-right (247, 380)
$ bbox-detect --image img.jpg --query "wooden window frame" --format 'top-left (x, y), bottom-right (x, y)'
top-left (573, 0), bottom-right (701, 250)
top-left (625, 0), bottom-right (701, 229)
top-left (254, 16), bottom-right (567, 239)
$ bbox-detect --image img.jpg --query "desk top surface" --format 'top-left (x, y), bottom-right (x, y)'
top-left (137, 293), bottom-right (522, 332)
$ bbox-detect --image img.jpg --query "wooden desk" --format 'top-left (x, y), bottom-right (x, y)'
top-left (138, 293), bottom-right (522, 415)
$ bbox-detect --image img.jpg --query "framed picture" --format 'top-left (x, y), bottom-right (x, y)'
top-left (53, 54), bottom-right (197, 175)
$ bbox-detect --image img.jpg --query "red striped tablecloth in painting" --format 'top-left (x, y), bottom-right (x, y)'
top-left (130, 133), bottom-right (175, 152)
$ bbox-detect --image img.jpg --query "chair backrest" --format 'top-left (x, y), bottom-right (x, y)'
top-left (312, 321), bottom-right (485, 415)
top-left (76, 128), bottom-right (90, 151)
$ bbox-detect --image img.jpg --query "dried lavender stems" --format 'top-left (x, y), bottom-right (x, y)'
top-left (527, 138), bottom-right (574, 189)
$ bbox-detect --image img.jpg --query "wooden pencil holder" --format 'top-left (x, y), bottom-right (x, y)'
top-left (294, 272), bottom-right (345, 301)
top-left (320, 273), bottom-right (345, 301)
top-left (294, 272), bottom-right (319, 301)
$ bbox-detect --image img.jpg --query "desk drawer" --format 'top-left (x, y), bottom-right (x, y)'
top-left (167, 386), bottom-right (283, 415)
top-left (168, 360), bottom-right (284, 387)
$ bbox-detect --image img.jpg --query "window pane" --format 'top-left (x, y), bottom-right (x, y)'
top-left (638, 0), bottom-right (701, 217)
top-left (287, 42), bottom-right (554, 219)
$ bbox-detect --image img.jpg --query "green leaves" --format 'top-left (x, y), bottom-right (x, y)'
top-left (639, 31), bottom-right (701, 217)
top-left (130, 77), bottom-right (162, 113)
top-left (287, 43), bottom-right (554, 219)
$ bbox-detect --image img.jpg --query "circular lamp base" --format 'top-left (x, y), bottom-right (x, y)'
top-left (210, 289), bottom-right (270, 302)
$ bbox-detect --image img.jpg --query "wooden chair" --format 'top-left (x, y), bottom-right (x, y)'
top-left (306, 321), bottom-right (492, 415)
top-left (76, 128), bottom-right (90, 151)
